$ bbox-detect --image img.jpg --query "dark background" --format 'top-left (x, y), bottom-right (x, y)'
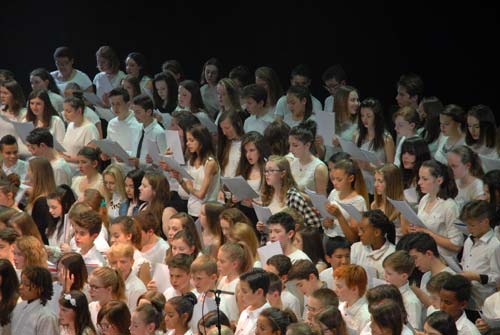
top-left (2, 1), bottom-right (499, 120)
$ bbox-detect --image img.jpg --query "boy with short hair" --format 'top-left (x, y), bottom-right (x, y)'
top-left (267, 212), bottom-right (310, 263)
top-left (396, 73), bottom-right (424, 109)
top-left (440, 275), bottom-right (481, 335)
top-left (322, 64), bottom-right (347, 114)
top-left (306, 288), bottom-right (339, 327)
top-left (383, 250), bottom-right (422, 330)
top-left (241, 84), bottom-right (273, 135)
top-left (334, 264), bottom-right (370, 334)
top-left (319, 236), bottom-right (351, 290)
top-left (235, 268), bottom-right (271, 335)
top-left (135, 211), bottom-right (169, 264)
top-left (0, 227), bottom-right (18, 264)
top-left (51, 46), bottom-right (93, 92)
top-left (425, 271), bottom-right (453, 316)
top-left (459, 200), bottom-right (500, 310)
top-left (107, 242), bottom-right (146, 313)
top-left (70, 204), bottom-right (107, 267)
top-left (163, 253), bottom-right (194, 300)
top-left (0, 134), bottom-right (27, 182)
top-left (265, 254), bottom-right (301, 319)
top-left (26, 128), bottom-right (72, 185)
top-left (190, 254), bottom-right (218, 333)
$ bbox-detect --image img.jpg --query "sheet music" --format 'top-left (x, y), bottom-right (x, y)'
top-left (316, 111), bottom-right (335, 148)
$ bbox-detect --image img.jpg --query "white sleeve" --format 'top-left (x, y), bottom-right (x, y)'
top-left (443, 200), bottom-right (463, 247)
top-left (274, 95), bottom-right (287, 117)
top-left (51, 116), bottom-right (66, 144)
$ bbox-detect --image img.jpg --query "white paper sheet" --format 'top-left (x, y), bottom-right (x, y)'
top-left (159, 154), bottom-right (193, 180)
top-left (304, 188), bottom-right (334, 219)
top-left (479, 311), bottom-right (500, 329)
top-left (93, 139), bottom-right (130, 163)
top-left (257, 241), bottom-right (283, 267)
top-left (403, 188), bottom-right (419, 204)
top-left (338, 137), bottom-right (381, 163)
top-left (337, 202), bottom-right (363, 222)
top-left (387, 197), bottom-right (426, 228)
top-left (480, 155), bottom-right (500, 173)
top-left (221, 176), bottom-right (259, 200)
top-left (146, 138), bottom-right (160, 164)
top-left (253, 203), bottom-right (273, 223)
top-left (151, 263), bottom-right (171, 293)
top-left (94, 106), bottom-right (116, 122)
top-left (195, 112), bottom-right (217, 134)
top-left (316, 111), bottom-right (336, 148)
top-left (83, 92), bottom-right (103, 106)
top-left (165, 130), bottom-right (185, 164)
top-left (96, 75), bottom-right (114, 100)
top-left (11, 121), bottom-right (34, 143)
top-left (63, 214), bottom-right (71, 243)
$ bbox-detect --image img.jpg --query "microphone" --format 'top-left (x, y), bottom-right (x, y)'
top-left (208, 289), bottom-right (235, 295)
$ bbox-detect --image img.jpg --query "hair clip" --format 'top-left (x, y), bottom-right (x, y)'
top-left (64, 293), bottom-right (77, 307)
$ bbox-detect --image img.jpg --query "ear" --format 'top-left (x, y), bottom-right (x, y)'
top-left (90, 233), bottom-right (99, 241)
top-left (308, 273), bottom-right (316, 282)
top-left (436, 176), bottom-right (444, 186)
top-left (401, 273), bottom-right (409, 282)
top-left (287, 230), bottom-right (295, 241)
top-left (347, 174), bottom-right (355, 184)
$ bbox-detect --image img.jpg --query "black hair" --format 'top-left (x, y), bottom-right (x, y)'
top-left (466, 104), bottom-right (497, 148)
top-left (135, 303), bottom-right (161, 330)
top-left (460, 199), bottom-right (491, 223)
top-left (440, 104), bottom-right (466, 132)
top-left (228, 65), bottom-right (252, 87)
top-left (324, 236), bottom-right (351, 257)
top-left (406, 232), bottom-right (440, 257)
top-left (46, 184), bottom-right (76, 240)
top-left (483, 169), bottom-right (500, 218)
top-left (266, 254), bottom-right (292, 277)
top-left (400, 136), bottom-right (430, 194)
top-left (322, 64), bottom-right (346, 83)
top-left (198, 310), bottom-right (231, 334)
top-left (357, 98), bottom-right (386, 151)
top-left (241, 84), bottom-right (267, 105)
top-left (0, 134), bottom-right (17, 150)
top-left (26, 127), bottom-right (54, 148)
top-left (58, 290), bottom-right (96, 335)
top-left (425, 311), bottom-right (458, 335)
top-left (132, 94), bottom-right (154, 112)
top-left (442, 275), bottom-right (471, 302)
top-left (58, 252), bottom-right (88, 291)
top-left (267, 212), bottom-right (295, 233)
top-left (362, 209), bottom-right (396, 244)
top-left (54, 46), bottom-right (74, 60)
top-left (126, 52), bottom-right (149, 80)
top-left (420, 96), bottom-right (443, 145)
top-left (297, 227), bottom-right (325, 266)
top-left (168, 292), bottom-right (198, 325)
top-left (152, 71), bottom-right (178, 114)
top-left (289, 119), bottom-right (316, 146)
top-left (97, 300), bottom-right (131, 335)
top-left (259, 307), bottom-right (296, 335)
top-left (397, 73), bottom-right (424, 100)
top-left (109, 87), bottom-right (130, 103)
top-left (287, 85), bottom-right (313, 119)
top-left (421, 159), bottom-right (458, 199)
top-left (240, 268), bottom-right (270, 295)
top-left (30, 68), bottom-right (61, 94)
top-left (22, 265), bottom-right (53, 305)
top-left (0, 259), bottom-right (19, 326)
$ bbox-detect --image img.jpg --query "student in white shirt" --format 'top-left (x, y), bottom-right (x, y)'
top-left (29, 68), bottom-right (65, 115)
top-left (351, 210), bottom-right (396, 280)
top-left (319, 236), bottom-right (351, 290)
top-left (1, 79), bottom-right (27, 122)
top-left (135, 211), bottom-right (169, 265)
top-left (393, 106), bottom-right (420, 167)
top-left (412, 159), bottom-right (463, 258)
top-left (450, 147), bottom-right (486, 211)
top-left (241, 84), bottom-right (274, 135)
top-left (331, 85), bottom-right (359, 148)
top-left (71, 206), bottom-right (107, 267)
top-left (439, 275), bottom-right (481, 335)
top-left (0, 134), bottom-right (28, 182)
top-left (57, 290), bottom-right (97, 335)
top-left (459, 200), bottom-right (500, 310)
top-left (465, 105), bottom-right (499, 159)
top-left (51, 46), bottom-right (93, 92)
top-left (334, 264), bottom-right (371, 334)
top-left (235, 268), bottom-right (271, 335)
top-left (94, 46), bottom-right (126, 108)
top-left (125, 52), bottom-right (153, 95)
top-left (257, 307), bottom-right (296, 335)
top-left (267, 212), bottom-right (311, 263)
top-left (164, 292), bottom-right (197, 335)
top-left (217, 110), bottom-right (243, 178)
top-left (289, 120), bottom-right (328, 195)
top-left (418, 97), bottom-right (443, 156)
top-left (399, 137), bottom-right (431, 207)
top-left (103, 165), bottom-right (127, 221)
top-left (370, 300), bottom-right (406, 335)
top-left (434, 104), bottom-right (466, 165)
top-left (423, 311), bottom-right (459, 335)
top-left (130, 303), bottom-right (163, 335)
top-left (200, 58), bottom-right (221, 119)
top-left (255, 66), bottom-right (283, 116)
top-left (96, 300), bottom-right (131, 334)
top-left (321, 64), bottom-right (347, 114)
top-left (383, 250), bottom-right (423, 330)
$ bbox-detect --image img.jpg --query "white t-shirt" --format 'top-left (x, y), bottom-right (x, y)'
top-left (62, 119), bottom-right (99, 156)
top-left (217, 276), bottom-right (240, 323)
top-left (350, 240), bottom-right (395, 279)
top-left (51, 69), bottom-right (93, 92)
top-left (93, 71), bottom-right (126, 101)
top-left (243, 109), bottom-right (274, 135)
top-left (290, 156), bottom-right (326, 193)
top-left (455, 178), bottom-right (484, 210)
top-left (222, 140), bottom-right (242, 177)
top-left (125, 273), bottom-right (147, 313)
top-left (141, 238), bottom-right (169, 265)
top-left (274, 94), bottom-right (322, 118)
top-left (325, 189), bottom-right (367, 238)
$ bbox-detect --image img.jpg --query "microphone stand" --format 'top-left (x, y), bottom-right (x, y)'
top-left (210, 289), bottom-right (233, 335)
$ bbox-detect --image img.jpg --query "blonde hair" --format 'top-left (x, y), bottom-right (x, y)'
top-left (15, 236), bottom-right (47, 267)
top-left (219, 242), bottom-right (253, 275)
top-left (372, 164), bottom-right (404, 221)
top-left (27, 157), bottom-right (56, 207)
top-left (103, 164), bottom-right (127, 200)
top-left (190, 254), bottom-right (218, 276)
top-left (107, 242), bottom-right (134, 259)
top-left (228, 222), bottom-right (259, 260)
top-left (91, 266), bottom-right (126, 302)
top-left (261, 155), bottom-right (297, 205)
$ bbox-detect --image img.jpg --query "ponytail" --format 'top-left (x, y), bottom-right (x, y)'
top-left (362, 209), bottom-right (395, 244)
top-left (334, 159), bottom-right (369, 207)
top-left (220, 241), bottom-right (254, 274)
top-left (421, 159), bottom-right (458, 199)
top-left (450, 145), bottom-right (484, 178)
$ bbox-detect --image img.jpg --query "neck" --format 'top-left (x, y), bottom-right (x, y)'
top-left (447, 129), bottom-right (462, 141)
top-left (61, 69), bottom-right (74, 81)
top-left (248, 299), bottom-right (267, 311)
top-left (338, 188), bottom-right (353, 199)
top-left (73, 117), bottom-right (84, 127)
top-left (142, 117), bottom-right (153, 128)
top-left (142, 234), bottom-right (158, 250)
top-left (367, 127), bottom-right (375, 138)
top-left (3, 160), bottom-right (15, 168)
top-left (175, 325), bottom-right (188, 335)
top-left (430, 257), bottom-right (448, 274)
top-left (255, 107), bottom-right (267, 117)
top-left (86, 171), bottom-right (99, 182)
top-left (118, 109), bottom-right (130, 121)
top-left (80, 243), bottom-right (93, 255)
top-left (299, 152), bottom-right (313, 165)
top-left (284, 243), bottom-right (297, 256)
top-left (226, 272), bottom-right (239, 282)
top-left (460, 173), bottom-right (475, 187)
top-left (428, 192), bottom-right (438, 201)
top-left (345, 295), bottom-right (361, 308)
top-left (292, 110), bottom-right (305, 120)
top-left (44, 148), bottom-right (57, 162)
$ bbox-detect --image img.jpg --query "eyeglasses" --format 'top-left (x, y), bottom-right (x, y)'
top-left (264, 169), bottom-right (282, 174)
top-left (306, 304), bottom-right (322, 313)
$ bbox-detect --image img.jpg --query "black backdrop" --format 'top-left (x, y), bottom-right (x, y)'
top-left (2, 1), bottom-right (499, 119)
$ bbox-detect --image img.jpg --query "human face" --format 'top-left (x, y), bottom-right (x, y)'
top-left (418, 166), bottom-right (441, 195)
top-left (439, 289), bottom-right (465, 319)
top-left (331, 168), bottom-right (353, 193)
top-left (255, 77), bottom-right (269, 92)
top-left (264, 161), bottom-right (284, 187)
top-left (27, 142), bottom-right (43, 156)
top-left (255, 315), bottom-right (279, 335)
top-left (418, 102), bottom-right (426, 120)
top-left (217, 249), bottom-right (235, 277)
top-left (306, 296), bottom-right (325, 326)
top-left (242, 143), bottom-right (259, 168)
top-left (0, 238), bottom-right (14, 261)
top-left (104, 174), bottom-right (116, 194)
top-left (439, 114), bottom-right (457, 136)
top-left (220, 118), bottom-right (237, 140)
top-left (244, 97), bottom-right (263, 115)
top-left (125, 57), bottom-right (141, 77)
top-left (155, 80), bottom-right (168, 101)
top-left (360, 107), bottom-right (375, 130)
top-left (409, 249), bottom-right (431, 273)
top-left (220, 219), bottom-right (231, 238)
top-left (108, 255), bottom-right (133, 279)
top-left (110, 95), bottom-right (128, 118)
top-left (88, 274), bottom-right (111, 303)
top-left (447, 152), bottom-right (468, 180)
top-left (268, 223), bottom-right (291, 250)
top-left (96, 55), bottom-right (111, 73)
top-left (13, 245), bottom-right (25, 270)
top-left (73, 224), bottom-right (95, 250)
top-left (423, 321), bottom-right (444, 335)
top-left (109, 223), bottom-right (132, 245)
top-left (167, 218), bottom-right (183, 244)
top-left (0, 86), bottom-right (13, 105)
top-left (139, 177), bottom-right (154, 202)
top-left (429, 291), bottom-right (441, 310)
top-left (383, 266), bottom-right (407, 287)
top-left (191, 270), bottom-right (216, 293)
top-left (402, 152), bottom-right (416, 169)
top-left (122, 79), bottom-right (136, 99)
top-left (63, 102), bottom-right (80, 123)
top-left (0, 190), bottom-right (12, 207)
top-left (125, 177), bottom-right (135, 200)
top-left (394, 115), bottom-right (414, 137)
top-left (164, 302), bottom-right (183, 330)
top-left (396, 86), bottom-right (412, 108)
top-left (370, 317), bottom-right (392, 335)
top-left (170, 267), bottom-right (191, 292)
top-left (0, 143), bottom-right (18, 167)
top-left (19, 274), bottom-right (41, 301)
top-left (178, 86), bottom-right (191, 108)
top-left (334, 278), bottom-right (355, 303)
top-left (47, 198), bottom-right (63, 218)
top-left (30, 75), bottom-right (48, 90)
top-left (171, 238), bottom-right (195, 256)
top-left (347, 91), bottom-right (360, 115)
top-left (55, 57), bottom-right (74, 78)
top-left (132, 104), bottom-right (152, 124)
top-left (324, 79), bottom-right (341, 96)
top-left (373, 172), bottom-right (385, 196)
top-left (185, 131), bottom-right (201, 154)
top-left (326, 247), bottom-right (350, 268)
top-left (99, 317), bottom-right (120, 335)
top-left (292, 232), bottom-right (303, 250)
top-left (239, 279), bottom-right (262, 307)
top-left (216, 83), bottom-right (227, 107)
top-left (357, 217), bottom-right (377, 246)
top-left (289, 135), bottom-right (309, 159)
top-left (291, 75), bottom-right (310, 87)
top-left (30, 97), bottom-right (45, 119)
top-left (77, 155), bottom-right (97, 176)
top-left (294, 278), bottom-right (315, 296)
top-left (204, 65), bottom-right (219, 85)
top-left (286, 94), bottom-right (306, 116)
top-left (130, 311), bottom-right (151, 335)
top-left (483, 184), bottom-right (491, 203)
top-left (464, 217), bottom-right (490, 238)
top-left (58, 304), bottom-right (76, 327)
top-left (467, 115), bottom-right (481, 140)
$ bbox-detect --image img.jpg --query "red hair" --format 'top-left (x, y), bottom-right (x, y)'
top-left (333, 264), bottom-right (368, 296)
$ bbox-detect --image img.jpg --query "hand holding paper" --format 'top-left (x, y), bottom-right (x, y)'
top-left (221, 176), bottom-right (259, 200)
top-left (159, 154), bottom-right (193, 180)
top-left (387, 197), bottom-right (426, 228)
top-left (304, 188), bottom-right (333, 219)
